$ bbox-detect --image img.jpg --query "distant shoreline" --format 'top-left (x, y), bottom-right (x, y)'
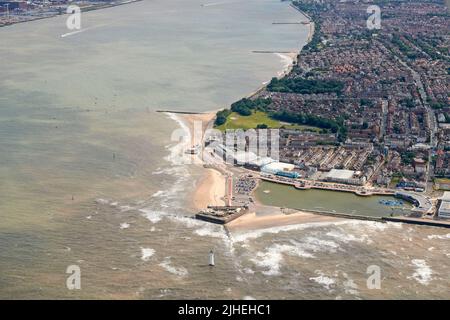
top-left (0, 0), bottom-right (143, 29)
top-left (241, 6), bottom-right (314, 104)
top-left (163, 2), bottom-right (312, 217)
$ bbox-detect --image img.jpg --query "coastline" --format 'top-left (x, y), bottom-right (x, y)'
top-left (165, 3), bottom-right (313, 222)
top-left (163, 111), bottom-right (227, 211)
top-left (244, 8), bottom-right (312, 100)
top-left (0, 0), bottom-right (143, 29)
top-left (226, 210), bottom-right (344, 232)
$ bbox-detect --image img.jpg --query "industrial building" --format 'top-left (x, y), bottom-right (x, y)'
top-left (325, 169), bottom-right (365, 185)
top-left (261, 162), bottom-right (299, 179)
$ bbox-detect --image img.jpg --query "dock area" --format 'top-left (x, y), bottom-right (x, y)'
top-left (260, 176), bottom-right (395, 197)
top-left (195, 205), bottom-right (249, 225)
top-left (383, 216), bottom-right (450, 228)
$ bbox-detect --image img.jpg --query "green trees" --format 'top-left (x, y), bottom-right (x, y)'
top-left (271, 110), bottom-right (339, 132)
top-left (270, 110), bottom-right (348, 141)
top-left (400, 98), bottom-right (415, 108)
top-left (230, 98), bottom-right (272, 116)
top-left (214, 109), bottom-right (231, 126)
top-left (267, 77), bottom-right (344, 95)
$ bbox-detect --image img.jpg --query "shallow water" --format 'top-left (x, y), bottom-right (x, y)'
top-left (255, 181), bottom-right (412, 217)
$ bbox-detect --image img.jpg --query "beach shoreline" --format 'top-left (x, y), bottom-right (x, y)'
top-left (226, 210), bottom-right (344, 232)
top-left (165, 3), bottom-right (314, 225)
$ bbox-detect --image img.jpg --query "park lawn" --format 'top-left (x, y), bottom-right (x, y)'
top-left (389, 176), bottom-right (401, 189)
top-left (216, 111), bottom-right (321, 132)
top-left (434, 178), bottom-right (450, 190)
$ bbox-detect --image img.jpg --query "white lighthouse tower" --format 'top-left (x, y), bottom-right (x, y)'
top-left (208, 250), bottom-right (215, 266)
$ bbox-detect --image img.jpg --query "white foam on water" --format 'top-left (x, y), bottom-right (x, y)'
top-left (309, 271), bottom-right (336, 291)
top-left (159, 257), bottom-right (188, 278)
top-left (274, 52), bottom-right (293, 76)
top-left (251, 243), bottom-right (314, 276)
top-left (141, 248), bottom-right (155, 262)
top-left (146, 209), bottom-right (231, 245)
top-left (152, 190), bottom-right (167, 198)
top-left (346, 220), bottom-right (403, 231)
top-left (342, 273), bottom-right (359, 296)
top-left (194, 225), bottom-right (228, 240)
top-left (164, 113), bottom-right (191, 166)
top-left (120, 223), bottom-right (130, 229)
top-left (231, 220), bottom-right (354, 243)
top-left (303, 237), bottom-right (340, 252)
top-left (243, 268), bottom-right (255, 274)
top-left (140, 209), bottom-right (164, 224)
top-left (95, 198), bottom-right (109, 205)
top-left (325, 230), bottom-right (371, 244)
top-left (150, 168), bottom-right (190, 209)
top-left (150, 115), bottom-right (193, 209)
top-left (152, 166), bottom-right (189, 176)
top-left (427, 233), bottom-right (450, 240)
top-left (409, 259), bottom-right (433, 285)
top-left (119, 205), bottom-right (133, 212)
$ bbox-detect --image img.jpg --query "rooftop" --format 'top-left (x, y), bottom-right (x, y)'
top-left (326, 169), bottom-right (355, 180)
top-left (441, 191), bottom-right (450, 202)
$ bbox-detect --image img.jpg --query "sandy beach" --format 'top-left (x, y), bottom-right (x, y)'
top-left (192, 168), bottom-right (226, 209)
top-left (168, 111), bottom-right (227, 211)
top-left (167, 3), bottom-right (313, 219)
top-left (227, 210), bottom-right (343, 232)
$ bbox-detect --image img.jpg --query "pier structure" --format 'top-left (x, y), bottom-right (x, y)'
top-left (195, 172), bottom-right (249, 224)
top-left (260, 175), bottom-right (395, 197)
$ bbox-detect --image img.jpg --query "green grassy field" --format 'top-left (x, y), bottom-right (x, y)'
top-left (434, 178), bottom-right (450, 190)
top-left (216, 111), bottom-right (321, 132)
top-left (389, 176), bottom-right (401, 189)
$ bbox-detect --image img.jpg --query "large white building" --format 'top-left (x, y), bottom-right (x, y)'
top-left (261, 162), bottom-right (295, 174)
top-left (324, 169), bottom-right (366, 185)
top-left (438, 192), bottom-right (450, 219)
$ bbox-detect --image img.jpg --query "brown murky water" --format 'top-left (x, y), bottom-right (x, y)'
top-left (1, 0), bottom-right (449, 299)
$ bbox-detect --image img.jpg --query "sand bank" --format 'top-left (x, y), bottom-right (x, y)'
top-left (227, 210), bottom-right (343, 232)
top-left (166, 111), bottom-right (226, 211)
top-left (192, 168), bottom-right (226, 210)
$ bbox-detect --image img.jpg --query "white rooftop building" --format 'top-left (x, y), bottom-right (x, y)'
top-left (325, 169), bottom-right (364, 185)
top-left (326, 169), bottom-right (355, 180)
top-left (247, 156), bottom-right (275, 168)
top-left (233, 151), bottom-right (258, 165)
top-left (438, 192), bottom-right (450, 219)
top-left (261, 162), bottom-right (295, 174)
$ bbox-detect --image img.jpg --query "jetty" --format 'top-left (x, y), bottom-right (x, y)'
top-left (272, 22), bottom-right (309, 25)
top-left (196, 174), bottom-right (249, 224)
top-left (260, 176), bottom-right (395, 197)
top-left (251, 50), bottom-right (296, 54)
top-left (156, 110), bottom-right (205, 114)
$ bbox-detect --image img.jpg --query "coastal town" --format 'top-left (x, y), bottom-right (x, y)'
top-left (0, 0), bottom-right (140, 27)
top-left (194, 0), bottom-right (449, 227)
